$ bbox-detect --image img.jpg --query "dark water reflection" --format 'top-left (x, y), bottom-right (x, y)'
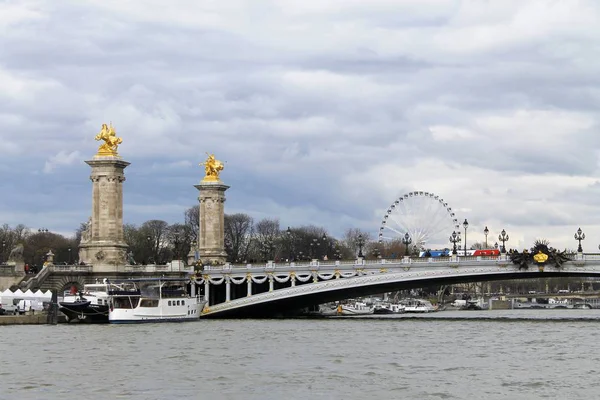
top-left (1, 310), bottom-right (599, 400)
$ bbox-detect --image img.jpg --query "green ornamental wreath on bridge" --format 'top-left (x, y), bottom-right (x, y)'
top-left (509, 239), bottom-right (571, 271)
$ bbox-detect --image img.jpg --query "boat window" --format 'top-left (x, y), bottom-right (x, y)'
top-left (139, 299), bottom-right (159, 308)
top-left (168, 301), bottom-right (171, 306)
top-left (113, 297), bottom-right (136, 309)
top-left (177, 300), bottom-right (180, 306)
top-left (182, 300), bottom-right (185, 306)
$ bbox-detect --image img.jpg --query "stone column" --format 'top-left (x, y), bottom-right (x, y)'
top-left (78, 156), bottom-right (129, 272)
top-left (194, 181), bottom-right (229, 266)
top-left (204, 279), bottom-right (210, 306)
top-left (225, 276), bottom-right (231, 302)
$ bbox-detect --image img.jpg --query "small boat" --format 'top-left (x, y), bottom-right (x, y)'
top-left (317, 305), bottom-right (339, 316)
top-left (573, 303), bottom-right (593, 309)
top-left (59, 280), bottom-right (123, 323)
top-left (336, 302), bottom-right (374, 315)
top-left (108, 277), bottom-right (206, 324)
top-left (461, 302), bottom-right (482, 311)
top-left (402, 298), bottom-right (436, 313)
top-left (374, 302), bottom-right (405, 314)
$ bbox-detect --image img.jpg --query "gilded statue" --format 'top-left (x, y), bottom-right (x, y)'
top-left (533, 250), bottom-right (548, 264)
top-left (95, 123), bottom-right (123, 156)
top-left (200, 153), bottom-right (224, 182)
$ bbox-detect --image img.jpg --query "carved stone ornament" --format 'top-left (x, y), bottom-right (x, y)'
top-left (95, 250), bottom-right (106, 261)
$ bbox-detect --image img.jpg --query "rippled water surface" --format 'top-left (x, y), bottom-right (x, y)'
top-left (2, 310), bottom-right (600, 400)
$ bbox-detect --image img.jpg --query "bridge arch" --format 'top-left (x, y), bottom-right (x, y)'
top-left (55, 276), bottom-right (87, 294)
top-left (201, 266), bottom-right (600, 318)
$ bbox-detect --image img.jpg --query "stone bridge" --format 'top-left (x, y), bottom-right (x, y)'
top-left (197, 253), bottom-right (600, 318)
top-left (5, 254), bottom-right (600, 318)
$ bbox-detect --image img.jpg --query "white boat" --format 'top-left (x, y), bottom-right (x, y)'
top-left (108, 278), bottom-right (206, 324)
top-left (401, 299), bottom-right (436, 313)
top-left (59, 280), bottom-right (125, 323)
top-left (336, 302), bottom-right (374, 315)
top-left (374, 302), bottom-right (405, 314)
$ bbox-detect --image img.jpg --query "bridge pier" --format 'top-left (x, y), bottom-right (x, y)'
top-left (79, 156), bottom-right (130, 271)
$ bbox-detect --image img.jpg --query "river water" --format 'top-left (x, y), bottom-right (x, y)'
top-left (2, 310), bottom-right (599, 400)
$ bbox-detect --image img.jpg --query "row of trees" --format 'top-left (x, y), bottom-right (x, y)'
top-left (0, 224), bottom-right (77, 267)
top-left (2, 206), bottom-right (415, 266)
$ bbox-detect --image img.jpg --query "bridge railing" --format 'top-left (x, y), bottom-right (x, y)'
top-left (124, 265), bottom-right (169, 273)
top-left (201, 253), bottom-right (600, 273)
top-left (49, 264), bottom-right (94, 273)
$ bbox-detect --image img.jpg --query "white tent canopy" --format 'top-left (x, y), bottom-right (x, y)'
top-left (0, 289), bottom-right (52, 301)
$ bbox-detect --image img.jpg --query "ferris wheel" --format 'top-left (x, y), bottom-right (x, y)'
top-left (378, 191), bottom-right (459, 251)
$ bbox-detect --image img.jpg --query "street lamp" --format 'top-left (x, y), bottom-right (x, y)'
top-left (371, 247), bottom-right (380, 259)
top-left (401, 232), bottom-right (412, 257)
top-left (1, 241), bottom-right (5, 264)
top-left (286, 227), bottom-right (294, 261)
top-left (321, 233), bottom-right (328, 260)
top-left (494, 242), bottom-right (499, 250)
top-left (449, 231), bottom-right (460, 255)
top-left (463, 219), bottom-right (469, 255)
top-left (147, 235), bottom-right (153, 264)
top-left (173, 233), bottom-right (180, 260)
top-left (574, 227), bottom-right (585, 253)
top-left (484, 226), bottom-right (489, 249)
top-left (357, 234), bottom-right (365, 258)
top-left (498, 229), bottom-right (509, 254)
top-left (334, 245), bottom-right (342, 260)
top-left (68, 248), bottom-right (72, 265)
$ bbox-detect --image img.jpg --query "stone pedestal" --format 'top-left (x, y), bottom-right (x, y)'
top-left (195, 181), bottom-right (229, 266)
top-left (79, 156), bottom-right (129, 272)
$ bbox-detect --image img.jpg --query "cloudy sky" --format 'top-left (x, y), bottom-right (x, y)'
top-left (2, 0), bottom-right (600, 251)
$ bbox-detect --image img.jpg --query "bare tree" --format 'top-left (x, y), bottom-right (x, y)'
top-left (343, 228), bottom-right (371, 258)
top-left (167, 223), bottom-right (190, 262)
top-left (184, 205), bottom-right (199, 243)
top-left (253, 218), bottom-right (280, 260)
top-left (141, 220), bottom-right (170, 263)
top-left (470, 242), bottom-right (486, 250)
top-left (224, 213), bottom-right (253, 263)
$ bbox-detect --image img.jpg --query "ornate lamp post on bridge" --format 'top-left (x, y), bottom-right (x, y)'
top-left (401, 232), bottom-right (412, 257)
top-left (372, 247), bottom-right (381, 259)
top-left (321, 233), bottom-right (328, 260)
top-left (173, 233), bottom-right (181, 261)
top-left (449, 231), bottom-right (460, 255)
top-left (484, 226), bottom-right (489, 249)
top-left (1, 240), bottom-right (5, 264)
top-left (574, 227), bottom-right (585, 253)
top-left (68, 248), bottom-right (72, 265)
top-left (498, 229), bottom-right (509, 254)
top-left (462, 219), bottom-right (469, 255)
top-left (357, 234), bottom-right (365, 258)
top-left (286, 227), bottom-right (294, 261)
top-left (334, 245), bottom-right (342, 260)
top-left (146, 235), bottom-right (153, 264)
